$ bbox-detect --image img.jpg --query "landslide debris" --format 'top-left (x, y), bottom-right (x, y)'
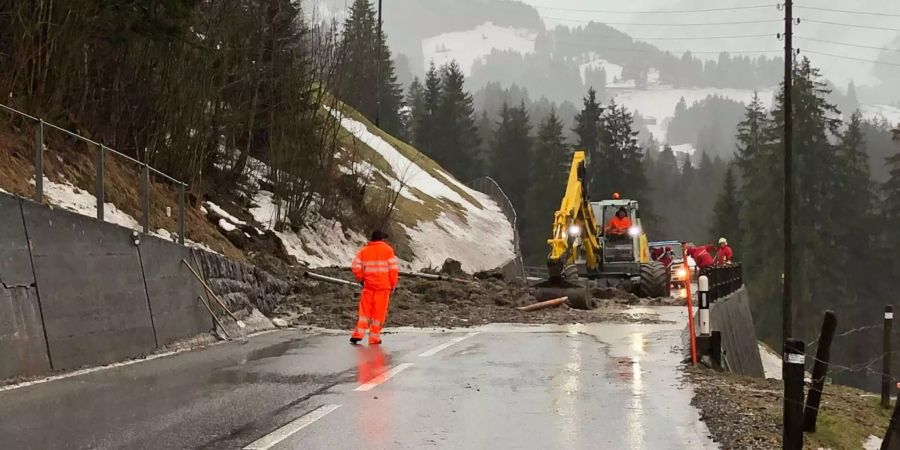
top-left (262, 264), bottom-right (676, 330)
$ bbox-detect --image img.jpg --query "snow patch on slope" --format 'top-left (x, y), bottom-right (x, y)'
top-left (759, 342), bottom-right (782, 380)
top-left (329, 110), bottom-right (516, 273)
top-left (864, 435), bottom-right (882, 450)
top-left (669, 143), bottom-right (696, 156)
top-left (579, 56), bottom-right (624, 86)
top-left (611, 86), bottom-right (777, 140)
top-left (422, 22), bottom-right (536, 75)
top-left (32, 176), bottom-right (142, 230)
top-left (250, 190), bottom-right (369, 269)
top-left (859, 103), bottom-right (900, 127)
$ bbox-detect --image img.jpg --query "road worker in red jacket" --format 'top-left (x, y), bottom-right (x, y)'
top-left (685, 243), bottom-right (716, 270)
top-left (715, 237), bottom-right (734, 266)
top-left (350, 230), bottom-right (399, 345)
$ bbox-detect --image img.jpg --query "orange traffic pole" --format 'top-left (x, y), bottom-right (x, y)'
top-left (682, 244), bottom-right (698, 365)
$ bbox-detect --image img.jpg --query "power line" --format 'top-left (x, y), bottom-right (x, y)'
top-left (796, 37), bottom-right (900, 53)
top-left (803, 19), bottom-right (900, 32)
top-left (796, 5), bottom-right (900, 18)
top-left (615, 33), bottom-right (775, 42)
top-left (527, 3), bottom-right (774, 14)
top-left (541, 16), bottom-right (783, 27)
top-left (802, 49), bottom-right (900, 67)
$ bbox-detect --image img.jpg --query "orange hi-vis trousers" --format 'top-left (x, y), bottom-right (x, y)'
top-left (351, 288), bottom-right (391, 344)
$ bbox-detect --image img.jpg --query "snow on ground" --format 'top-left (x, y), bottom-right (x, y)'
top-left (31, 176), bottom-right (142, 231)
top-left (759, 342), bottom-right (782, 380)
top-left (863, 435), bottom-right (882, 450)
top-left (610, 86), bottom-right (777, 140)
top-left (421, 22), bottom-right (536, 75)
top-left (205, 201), bottom-right (246, 225)
top-left (859, 103), bottom-right (900, 127)
top-left (578, 55), bottom-right (624, 85)
top-left (669, 143), bottom-right (696, 156)
top-left (205, 200), bottom-right (246, 233)
top-left (250, 190), bottom-right (369, 269)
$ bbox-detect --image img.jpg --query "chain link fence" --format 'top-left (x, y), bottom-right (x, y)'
top-left (466, 176), bottom-right (525, 281)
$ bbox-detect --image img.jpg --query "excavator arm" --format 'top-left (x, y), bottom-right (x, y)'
top-left (545, 150), bottom-right (600, 282)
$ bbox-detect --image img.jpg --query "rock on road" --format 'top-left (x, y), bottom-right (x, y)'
top-left (0, 306), bottom-right (716, 449)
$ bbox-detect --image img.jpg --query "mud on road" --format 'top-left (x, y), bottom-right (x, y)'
top-left (264, 266), bottom-right (681, 330)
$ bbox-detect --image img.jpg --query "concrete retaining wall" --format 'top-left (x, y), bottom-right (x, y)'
top-left (0, 192), bottom-right (224, 378)
top-left (710, 287), bottom-right (765, 377)
top-left (0, 195), bottom-right (51, 379)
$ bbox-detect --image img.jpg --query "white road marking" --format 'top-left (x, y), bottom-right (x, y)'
top-left (417, 332), bottom-right (479, 357)
top-left (354, 363), bottom-right (415, 392)
top-left (243, 404), bottom-right (342, 450)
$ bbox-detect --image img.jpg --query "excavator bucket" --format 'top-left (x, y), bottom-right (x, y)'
top-left (531, 274), bottom-right (594, 310)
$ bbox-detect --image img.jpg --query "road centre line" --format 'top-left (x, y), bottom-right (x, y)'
top-left (243, 404), bottom-right (342, 450)
top-left (354, 363), bottom-right (415, 392)
top-left (417, 332), bottom-right (479, 357)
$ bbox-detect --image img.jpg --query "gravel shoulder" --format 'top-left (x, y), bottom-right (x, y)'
top-left (688, 367), bottom-right (892, 449)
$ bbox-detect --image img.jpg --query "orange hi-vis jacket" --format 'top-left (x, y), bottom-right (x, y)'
top-left (351, 241), bottom-right (400, 291)
top-left (606, 216), bottom-right (632, 234)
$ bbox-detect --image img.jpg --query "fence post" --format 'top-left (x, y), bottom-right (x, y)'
top-left (34, 120), bottom-right (43, 203)
top-left (141, 164), bottom-right (150, 234)
top-left (178, 183), bottom-right (186, 245)
top-left (803, 310), bottom-right (837, 432)
top-left (783, 338), bottom-right (805, 450)
top-left (96, 145), bottom-right (105, 221)
top-left (885, 306), bottom-right (894, 409)
top-left (883, 391), bottom-right (900, 450)
top-left (698, 275), bottom-right (710, 335)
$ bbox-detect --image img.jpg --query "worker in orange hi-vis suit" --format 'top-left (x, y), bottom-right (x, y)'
top-left (350, 230), bottom-right (399, 345)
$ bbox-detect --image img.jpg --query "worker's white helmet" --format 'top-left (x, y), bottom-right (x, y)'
top-left (718, 237), bottom-right (727, 245)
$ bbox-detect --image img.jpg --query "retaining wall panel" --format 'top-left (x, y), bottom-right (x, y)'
top-left (140, 238), bottom-right (211, 345)
top-left (22, 202), bottom-right (156, 370)
top-left (710, 288), bottom-right (765, 377)
top-left (0, 194), bottom-right (51, 378)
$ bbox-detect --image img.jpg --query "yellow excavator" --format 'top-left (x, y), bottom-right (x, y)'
top-left (533, 150), bottom-right (668, 309)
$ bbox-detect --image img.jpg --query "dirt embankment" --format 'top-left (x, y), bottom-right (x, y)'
top-left (252, 259), bottom-right (680, 330)
top-left (689, 367), bottom-right (891, 449)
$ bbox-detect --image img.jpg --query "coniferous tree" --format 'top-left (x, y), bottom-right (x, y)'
top-left (490, 102), bottom-right (532, 209)
top-left (475, 110), bottom-right (494, 175)
top-left (414, 63), bottom-right (441, 154)
top-left (574, 88), bottom-right (602, 159)
top-left (433, 61), bottom-right (481, 180)
top-left (592, 100), bottom-right (647, 202)
top-left (404, 77), bottom-right (425, 144)
top-left (522, 111), bottom-right (569, 263)
top-left (710, 165), bottom-right (740, 252)
top-left (338, 0), bottom-right (404, 135)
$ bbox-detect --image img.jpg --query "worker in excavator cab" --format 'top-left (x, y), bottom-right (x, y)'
top-left (350, 230), bottom-right (399, 345)
top-left (605, 207), bottom-right (632, 235)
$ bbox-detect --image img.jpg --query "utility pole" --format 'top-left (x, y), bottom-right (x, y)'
top-left (782, 0), bottom-right (794, 343)
top-left (375, 0), bottom-right (382, 128)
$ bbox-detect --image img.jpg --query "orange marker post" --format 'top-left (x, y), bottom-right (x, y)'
top-left (682, 243), bottom-right (698, 365)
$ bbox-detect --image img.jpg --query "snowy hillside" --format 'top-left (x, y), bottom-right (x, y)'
top-left (422, 22), bottom-right (536, 75)
top-left (327, 107), bottom-right (516, 272)
top-left (611, 86), bottom-right (778, 140)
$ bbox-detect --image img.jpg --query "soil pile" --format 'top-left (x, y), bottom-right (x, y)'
top-left (268, 266), bottom-right (671, 329)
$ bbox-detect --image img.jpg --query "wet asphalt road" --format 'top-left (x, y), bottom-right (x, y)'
top-left (0, 306), bottom-right (716, 450)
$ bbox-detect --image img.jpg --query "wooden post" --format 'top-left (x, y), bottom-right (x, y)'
top-left (33, 120), bottom-right (43, 203)
top-left (96, 145), bottom-right (105, 221)
top-left (141, 164), bottom-right (150, 234)
top-left (783, 338), bottom-right (805, 450)
top-left (885, 306), bottom-right (894, 409)
top-left (178, 183), bottom-right (186, 245)
top-left (803, 310), bottom-right (837, 432)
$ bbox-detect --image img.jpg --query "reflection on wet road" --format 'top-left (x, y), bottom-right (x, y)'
top-left (0, 307), bottom-right (716, 449)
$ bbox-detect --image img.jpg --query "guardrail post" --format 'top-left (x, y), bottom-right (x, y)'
top-left (783, 338), bottom-right (805, 450)
top-left (178, 183), bottom-right (186, 245)
top-left (803, 310), bottom-right (837, 432)
top-left (885, 306), bottom-right (894, 409)
top-left (34, 120), bottom-right (43, 203)
top-left (141, 164), bottom-right (150, 234)
top-left (96, 145), bottom-right (105, 220)
top-left (698, 275), bottom-right (710, 335)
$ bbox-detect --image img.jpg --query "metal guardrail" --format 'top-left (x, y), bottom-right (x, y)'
top-left (704, 263), bottom-right (743, 301)
top-left (466, 176), bottom-right (526, 280)
top-left (0, 103), bottom-right (187, 244)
